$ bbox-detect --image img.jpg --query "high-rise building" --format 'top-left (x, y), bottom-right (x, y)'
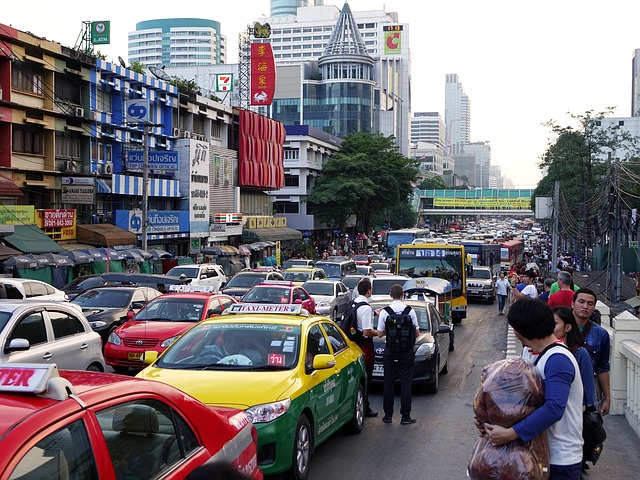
top-left (633, 48), bottom-right (640, 116)
top-left (271, 0), bottom-right (325, 17)
top-left (462, 141), bottom-right (491, 188)
top-left (445, 73), bottom-right (471, 155)
top-left (128, 19), bottom-right (227, 67)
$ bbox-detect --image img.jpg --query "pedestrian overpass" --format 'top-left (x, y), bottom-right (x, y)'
top-left (412, 188), bottom-right (535, 217)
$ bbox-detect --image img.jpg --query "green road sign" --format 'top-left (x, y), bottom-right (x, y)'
top-left (91, 21), bottom-right (110, 45)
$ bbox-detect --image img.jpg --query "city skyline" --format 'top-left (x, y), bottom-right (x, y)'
top-left (3, 0), bottom-right (640, 188)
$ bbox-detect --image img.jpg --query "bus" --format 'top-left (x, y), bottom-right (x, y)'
top-left (458, 241), bottom-right (502, 275)
top-left (396, 243), bottom-right (472, 323)
top-left (384, 228), bottom-right (432, 260)
top-left (500, 239), bottom-right (524, 270)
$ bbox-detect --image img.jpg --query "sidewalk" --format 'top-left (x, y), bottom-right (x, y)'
top-left (505, 326), bottom-right (640, 478)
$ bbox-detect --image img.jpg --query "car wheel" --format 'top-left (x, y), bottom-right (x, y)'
top-left (425, 359), bottom-right (439, 394)
top-left (112, 366), bottom-right (129, 374)
top-left (441, 355), bottom-right (449, 375)
top-left (344, 383), bottom-right (365, 434)
top-left (331, 307), bottom-right (338, 322)
top-left (448, 328), bottom-right (455, 352)
top-left (286, 414), bottom-right (312, 480)
top-left (86, 363), bottom-right (103, 372)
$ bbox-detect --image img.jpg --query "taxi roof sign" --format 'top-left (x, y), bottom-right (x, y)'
top-left (259, 280), bottom-right (295, 286)
top-left (224, 303), bottom-right (306, 315)
top-left (167, 284), bottom-right (215, 293)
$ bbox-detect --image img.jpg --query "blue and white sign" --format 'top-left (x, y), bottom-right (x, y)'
top-left (62, 177), bottom-right (94, 185)
top-left (126, 150), bottom-right (179, 171)
top-left (115, 210), bottom-right (189, 234)
top-left (125, 99), bottom-right (149, 124)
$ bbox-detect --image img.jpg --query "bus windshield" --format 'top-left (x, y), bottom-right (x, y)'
top-left (385, 229), bottom-right (431, 259)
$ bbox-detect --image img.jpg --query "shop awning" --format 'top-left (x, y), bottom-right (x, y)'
top-left (242, 227), bottom-right (302, 243)
top-left (0, 243), bottom-right (22, 261)
top-left (3, 225), bottom-right (65, 254)
top-left (0, 175), bottom-right (23, 197)
top-left (76, 224), bottom-right (138, 247)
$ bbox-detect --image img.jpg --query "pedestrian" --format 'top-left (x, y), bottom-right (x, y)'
top-left (376, 284), bottom-right (420, 425)
top-left (549, 267), bottom-right (579, 295)
top-left (478, 298), bottom-right (584, 480)
top-left (495, 271), bottom-right (509, 315)
top-left (571, 289), bottom-right (610, 416)
top-left (511, 269), bottom-right (538, 299)
top-left (352, 278), bottom-right (379, 418)
top-left (548, 271), bottom-right (576, 307)
top-left (538, 278), bottom-right (555, 303)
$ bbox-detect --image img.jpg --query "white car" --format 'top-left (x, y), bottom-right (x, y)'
top-left (369, 275), bottom-right (411, 301)
top-left (0, 278), bottom-right (68, 301)
top-left (166, 264), bottom-right (227, 291)
top-left (302, 280), bottom-right (351, 321)
top-left (0, 301), bottom-right (105, 371)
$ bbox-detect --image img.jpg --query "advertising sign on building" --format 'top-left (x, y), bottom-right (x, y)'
top-left (125, 98), bottom-right (149, 124)
top-left (215, 74), bottom-right (234, 92)
top-left (0, 206), bottom-right (35, 225)
top-left (250, 43), bottom-right (276, 105)
top-left (383, 25), bottom-right (403, 55)
top-left (115, 210), bottom-right (189, 234)
top-left (61, 178), bottom-right (94, 204)
top-left (189, 142), bottom-right (210, 236)
top-left (125, 150), bottom-right (179, 170)
top-left (91, 21), bottom-right (110, 45)
top-left (35, 209), bottom-right (76, 241)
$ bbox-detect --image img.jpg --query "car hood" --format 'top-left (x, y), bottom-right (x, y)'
top-left (138, 367), bottom-right (299, 409)
top-left (79, 307), bottom-right (126, 318)
top-left (309, 294), bottom-right (334, 303)
top-left (117, 320), bottom-right (195, 338)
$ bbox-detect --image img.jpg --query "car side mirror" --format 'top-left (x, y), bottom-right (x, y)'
top-left (294, 299), bottom-right (302, 304)
top-left (312, 354), bottom-right (337, 370)
top-left (437, 325), bottom-right (452, 334)
top-left (5, 338), bottom-right (30, 354)
top-left (131, 301), bottom-right (145, 310)
top-left (200, 274), bottom-right (207, 280)
top-left (126, 310), bottom-right (136, 319)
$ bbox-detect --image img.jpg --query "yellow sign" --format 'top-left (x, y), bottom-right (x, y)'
top-left (35, 209), bottom-right (77, 241)
top-left (246, 216), bottom-right (287, 229)
top-left (432, 198), bottom-right (532, 209)
top-left (0, 205), bottom-right (35, 224)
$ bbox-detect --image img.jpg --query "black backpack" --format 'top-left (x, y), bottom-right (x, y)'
top-left (340, 301), bottom-right (369, 344)
top-left (384, 306), bottom-right (415, 353)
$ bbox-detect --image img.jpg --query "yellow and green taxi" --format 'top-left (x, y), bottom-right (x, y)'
top-left (282, 267), bottom-right (327, 286)
top-left (137, 303), bottom-right (366, 480)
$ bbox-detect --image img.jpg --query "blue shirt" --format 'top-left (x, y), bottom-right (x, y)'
top-left (575, 347), bottom-right (596, 406)
top-left (582, 322), bottom-right (610, 374)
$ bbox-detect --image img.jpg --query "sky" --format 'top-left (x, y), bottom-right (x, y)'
top-left (3, 0), bottom-right (640, 189)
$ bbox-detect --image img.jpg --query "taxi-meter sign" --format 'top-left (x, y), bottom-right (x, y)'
top-left (0, 363), bottom-right (59, 393)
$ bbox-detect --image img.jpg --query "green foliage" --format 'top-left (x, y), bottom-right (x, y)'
top-left (417, 176), bottom-right (447, 190)
top-left (307, 132), bottom-right (418, 233)
top-left (170, 76), bottom-right (200, 95)
top-left (129, 61), bottom-right (146, 74)
top-left (94, 50), bottom-right (107, 60)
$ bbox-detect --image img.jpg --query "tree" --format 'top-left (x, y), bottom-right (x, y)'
top-left (307, 133), bottom-right (418, 233)
top-left (129, 61), bottom-right (146, 74)
top-left (170, 76), bottom-right (200, 95)
top-left (417, 176), bottom-right (447, 190)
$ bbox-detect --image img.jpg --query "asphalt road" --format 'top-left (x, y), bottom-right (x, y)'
top-left (307, 301), bottom-right (508, 480)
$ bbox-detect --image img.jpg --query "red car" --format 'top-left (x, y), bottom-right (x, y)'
top-left (104, 290), bottom-right (237, 372)
top-left (240, 280), bottom-right (316, 313)
top-left (0, 363), bottom-right (262, 480)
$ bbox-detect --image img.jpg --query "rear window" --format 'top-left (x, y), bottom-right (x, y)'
top-left (225, 273), bottom-right (265, 288)
top-left (302, 282), bottom-right (334, 296)
top-left (372, 279), bottom-right (406, 296)
top-left (72, 289), bottom-right (132, 308)
top-left (314, 263), bottom-right (340, 278)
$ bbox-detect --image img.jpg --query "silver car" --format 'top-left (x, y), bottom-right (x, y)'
top-left (301, 280), bottom-right (351, 321)
top-left (0, 301), bottom-right (105, 371)
top-left (0, 278), bottom-right (68, 301)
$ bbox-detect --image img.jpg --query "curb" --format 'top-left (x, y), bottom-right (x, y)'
top-left (506, 324), bottom-right (517, 359)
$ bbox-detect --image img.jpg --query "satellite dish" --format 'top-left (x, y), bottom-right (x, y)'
top-left (118, 56), bottom-right (127, 69)
top-left (149, 65), bottom-right (171, 82)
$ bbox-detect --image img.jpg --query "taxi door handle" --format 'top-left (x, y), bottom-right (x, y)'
top-left (42, 352), bottom-right (53, 360)
top-left (80, 343), bottom-right (89, 350)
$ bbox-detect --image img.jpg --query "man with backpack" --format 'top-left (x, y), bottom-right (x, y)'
top-left (376, 284), bottom-right (420, 425)
top-left (342, 278), bottom-right (379, 418)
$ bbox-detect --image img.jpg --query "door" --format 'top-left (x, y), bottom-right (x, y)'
top-left (428, 304), bottom-right (449, 367)
top-left (45, 308), bottom-right (94, 370)
top-left (3, 309), bottom-right (51, 364)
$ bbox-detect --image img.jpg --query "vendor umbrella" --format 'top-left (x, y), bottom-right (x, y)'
top-left (126, 248), bottom-right (153, 260)
top-left (33, 253), bottom-right (76, 267)
top-left (94, 248), bottom-right (127, 261)
top-left (147, 249), bottom-right (172, 259)
top-left (2, 254), bottom-right (39, 270)
top-left (59, 249), bottom-right (95, 264)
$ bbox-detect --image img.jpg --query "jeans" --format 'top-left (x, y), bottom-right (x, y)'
top-left (382, 349), bottom-right (415, 417)
top-left (497, 294), bottom-right (507, 313)
top-left (549, 462), bottom-right (582, 480)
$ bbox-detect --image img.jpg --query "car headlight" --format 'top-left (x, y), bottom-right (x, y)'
top-left (245, 398), bottom-right (291, 423)
top-left (161, 335), bottom-right (180, 348)
top-left (107, 331), bottom-right (121, 345)
top-left (415, 342), bottom-right (436, 357)
top-left (90, 321), bottom-right (108, 329)
top-left (317, 301), bottom-right (330, 307)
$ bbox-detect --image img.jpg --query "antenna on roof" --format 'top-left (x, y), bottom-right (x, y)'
top-left (118, 56), bottom-right (127, 69)
top-left (149, 65), bottom-right (171, 82)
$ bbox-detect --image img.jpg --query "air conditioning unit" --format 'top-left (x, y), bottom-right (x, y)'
top-left (62, 160), bottom-right (78, 173)
top-left (172, 127), bottom-right (180, 137)
top-left (104, 161), bottom-right (113, 175)
top-left (180, 130), bottom-right (191, 139)
top-left (91, 110), bottom-right (101, 122)
top-left (74, 106), bottom-right (85, 117)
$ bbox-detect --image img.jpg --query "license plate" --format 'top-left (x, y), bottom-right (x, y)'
top-left (128, 352), bottom-right (143, 361)
top-left (469, 290), bottom-right (479, 294)
top-left (372, 364), bottom-right (384, 377)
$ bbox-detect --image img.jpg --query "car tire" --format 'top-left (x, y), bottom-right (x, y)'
top-left (286, 414), bottom-right (312, 480)
top-left (331, 307), bottom-right (338, 322)
top-left (448, 328), bottom-right (455, 352)
top-left (441, 355), bottom-right (449, 375)
top-left (86, 363), bottom-right (103, 372)
top-left (112, 366), bottom-right (130, 374)
top-left (344, 383), bottom-right (365, 435)
top-left (425, 359), bottom-right (439, 394)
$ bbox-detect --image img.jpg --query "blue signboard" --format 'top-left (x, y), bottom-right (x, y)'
top-left (126, 150), bottom-right (179, 171)
top-left (115, 210), bottom-right (189, 234)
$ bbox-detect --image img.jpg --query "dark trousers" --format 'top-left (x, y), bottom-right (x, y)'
top-left (359, 338), bottom-right (375, 411)
top-left (549, 462), bottom-right (582, 480)
top-left (382, 349), bottom-right (415, 417)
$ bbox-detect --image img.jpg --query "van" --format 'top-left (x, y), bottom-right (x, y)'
top-left (313, 259), bottom-right (357, 281)
top-left (165, 263), bottom-right (227, 291)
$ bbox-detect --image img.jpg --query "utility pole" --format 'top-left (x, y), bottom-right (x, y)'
top-left (551, 181), bottom-right (560, 273)
top-left (141, 124), bottom-right (150, 251)
top-left (610, 159), bottom-right (622, 302)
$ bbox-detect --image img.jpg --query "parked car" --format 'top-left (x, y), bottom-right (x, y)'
top-left (71, 286), bottom-right (162, 344)
top-left (62, 273), bottom-right (190, 299)
top-left (370, 298), bottom-right (451, 393)
top-left (281, 258), bottom-right (314, 269)
top-left (356, 264), bottom-right (375, 276)
top-left (369, 275), bottom-right (410, 301)
top-left (104, 290), bottom-right (237, 372)
top-left (137, 303), bottom-right (366, 479)
top-left (0, 301), bottom-right (105, 371)
top-left (302, 280), bottom-right (351, 321)
top-left (241, 280), bottom-right (316, 313)
top-left (221, 269), bottom-right (285, 299)
top-left (0, 364), bottom-right (262, 480)
top-left (466, 266), bottom-right (496, 304)
top-left (282, 266), bottom-right (327, 286)
top-left (166, 263), bottom-right (227, 291)
top-left (0, 278), bottom-right (68, 301)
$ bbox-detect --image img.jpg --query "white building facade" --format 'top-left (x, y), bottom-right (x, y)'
top-left (445, 73), bottom-right (471, 155)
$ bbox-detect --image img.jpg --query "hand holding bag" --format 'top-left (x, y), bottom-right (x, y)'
top-left (583, 405), bottom-right (606, 464)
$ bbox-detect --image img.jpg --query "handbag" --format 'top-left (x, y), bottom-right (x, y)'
top-left (582, 405), bottom-right (606, 464)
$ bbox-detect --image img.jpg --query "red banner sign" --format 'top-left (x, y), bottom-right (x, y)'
top-left (38, 209), bottom-right (75, 228)
top-left (250, 43), bottom-right (276, 105)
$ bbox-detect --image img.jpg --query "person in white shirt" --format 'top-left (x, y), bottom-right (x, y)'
top-left (512, 269), bottom-right (538, 299)
top-left (495, 271), bottom-right (510, 315)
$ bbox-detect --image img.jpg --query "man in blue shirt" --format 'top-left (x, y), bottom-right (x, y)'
top-left (571, 288), bottom-right (610, 415)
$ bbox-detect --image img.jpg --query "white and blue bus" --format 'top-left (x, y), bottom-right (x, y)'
top-left (384, 228), bottom-right (433, 260)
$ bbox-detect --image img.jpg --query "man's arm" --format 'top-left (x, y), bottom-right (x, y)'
top-left (597, 371), bottom-right (610, 415)
top-left (511, 285), bottom-right (525, 300)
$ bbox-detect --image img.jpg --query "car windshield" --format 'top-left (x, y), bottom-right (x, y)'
top-left (282, 259), bottom-right (310, 269)
top-left (373, 305), bottom-right (430, 331)
top-left (242, 287), bottom-right (290, 303)
top-left (225, 273), bottom-right (265, 288)
top-left (372, 279), bottom-right (407, 296)
top-left (134, 298), bottom-right (206, 321)
top-left (342, 276), bottom-right (363, 289)
top-left (314, 263), bottom-right (340, 277)
top-left (166, 267), bottom-right (197, 279)
top-left (302, 282), bottom-right (334, 296)
top-left (0, 312), bottom-right (11, 332)
top-left (63, 276), bottom-right (105, 290)
top-left (71, 289), bottom-right (132, 307)
top-left (470, 270), bottom-right (492, 279)
top-left (283, 271), bottom-right (311, 283)
top-left (158, 322), bottom-right (301, 370)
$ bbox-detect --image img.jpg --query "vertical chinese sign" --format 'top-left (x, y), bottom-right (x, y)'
top-left (250, 43), bottom-right (276, 105)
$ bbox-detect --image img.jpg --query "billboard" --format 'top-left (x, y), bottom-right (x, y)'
top-left (383, 25), bottom-right (402, 55)
top-left (250, 43), bottom-right (276, 105)
top-left (432, 198), bottom-right (532, 209)
top-left (61, 178), bottom-right (94, 204)
top-left (125, 150), bottom-right (179, 170)
top-left (0, 206), bottom-right (34, 224)
top-left (35, 209), bottom-right (76, 241)
top-left (115, 210), bottom-right (189, 234)
top-left (215, 74), bottom-right (234, 92)
top-left (91, 21), bottom-right (110, 45)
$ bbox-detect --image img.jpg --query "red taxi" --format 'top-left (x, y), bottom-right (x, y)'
top-left (104, 286), bottom-right (237, 373)
top-left (0, 363), bottom-right (262, 480)
top-left (240, 280), bottom-right (316, 313)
